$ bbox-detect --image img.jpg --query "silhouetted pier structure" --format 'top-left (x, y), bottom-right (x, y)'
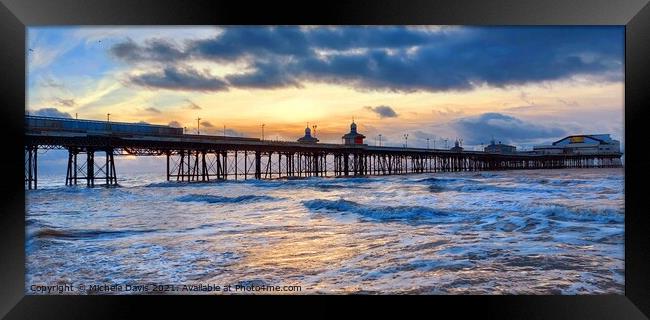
top-left (25, 116), bottom-right (623, 189)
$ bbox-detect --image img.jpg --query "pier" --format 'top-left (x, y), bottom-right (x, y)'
top-left (25, 116), bottom-right (623, 189)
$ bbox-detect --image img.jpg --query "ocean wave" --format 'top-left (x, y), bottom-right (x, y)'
top-left (30, 227), bottom-right (159, 240)
top-left (538, 205), bottom-right (624, 224)
top-left (175, 194), bottom-right (280, 204)
top-left (519, 178), bottom-right (589, 186)
top-left (375, 259), bottom-right (475, 275)
top-left (415, 177), bottom-right (462, 183)
top-left (313, 183), bottom-right (371, 191)
top-left (472, 172), bottom-right (498, 178)
top-left (31, 185), bottom-right (127, 194)
top-left (417, 176), bottom-right (483, 193)
top-left (422, 181), bottom-right (554, 194)
top-left (302, 198), bottom-right (454, 222)
top-left (428, 184), bottom-right (446, 193)
top-left (144, 181), bottom-right (195, 188)
top-left (246, 177), bottom-right (373, 192)
top-left (415, 175), bottom-right (558, 194)
top-left (143, 180), bottom-right (239, 188)
top-left (500, 254), bottom-right (585, 271)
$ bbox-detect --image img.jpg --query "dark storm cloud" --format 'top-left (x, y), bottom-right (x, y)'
top-left (454, 113), bottom-right (566, 145)
top-left (110, 38), bottom-right (186, 62)
top-left (111, 26), bottom-right (623, 92)
top-left (306, 26), bottom-right (435, 50)
top-left (226, 61), bottom-right (303, 89)
top-left (31, 107), bottom-right (72, 118)
top-left (129, 66), bottom-right (228, 92)
top-left (365, 105), bottom-right (398, 118)
top-left (189, 27), bottom-right (312, 62)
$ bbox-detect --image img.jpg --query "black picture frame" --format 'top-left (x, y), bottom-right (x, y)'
top-left (1, 0), bottom-right (649, 318)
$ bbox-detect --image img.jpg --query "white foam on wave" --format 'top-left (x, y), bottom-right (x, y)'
top-left (302, 198), bottom-right (456, 222)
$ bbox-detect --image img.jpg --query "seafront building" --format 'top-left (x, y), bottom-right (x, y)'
top-left (484, 140), bottom-right (517, 154)
top-left (533, 134), bottom-right (621, 155)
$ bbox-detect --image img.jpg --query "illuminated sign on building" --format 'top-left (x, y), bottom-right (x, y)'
top-left (570, 136), bottom-right (585, 143)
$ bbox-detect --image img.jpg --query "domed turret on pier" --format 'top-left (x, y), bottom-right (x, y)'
top-left (297, 126), bottom-right (319, 144)
top-left (341, 120), bottom-right (366, 145)
top-left (451, 139), bottom-right (464, 152)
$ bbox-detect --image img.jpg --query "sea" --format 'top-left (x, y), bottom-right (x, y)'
top-left (25, 168), bottom-right (624, 294)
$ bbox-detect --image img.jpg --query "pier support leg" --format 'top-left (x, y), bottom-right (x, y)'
top-left (106, 149), bottom-right (117, 186)
top-left (166, 151), bottom-right (170, 181)
top-left (86, 150), bottom-right (94, 187)
top-left (25, 146), bottom-right (38, 190)
top-left (255, 151), bottom-right (261, 179)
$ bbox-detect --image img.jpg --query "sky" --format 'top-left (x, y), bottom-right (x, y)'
top-left (27, 26), bottom-right (624, 173)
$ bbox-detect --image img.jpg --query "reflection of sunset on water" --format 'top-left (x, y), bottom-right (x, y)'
top-left (27, 169), bottom-right (624, 294)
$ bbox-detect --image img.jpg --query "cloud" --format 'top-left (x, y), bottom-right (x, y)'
top-left (28, 44), bottom-right (69, 71)
top-left (412, 130), bottom-right (436, 140)
top-left (39, 75), bottom-right (65, 88)
top-left (54, 98), bottom-right (75, 107)
top-left (365, 105), bottom-right (398, 118)
top-left (226, 60), bottom-right (303, 89)
top-left (453, 112), bottom-right (566, 145)
top-left (129, 66), bottom-right (229, 92)
top-left (200, 120), bottom-right (214, 128)
top-left (184, 99), bottom-right (202, 110)
top-left (31, 107), bottom-right (72, 118)
top-left (168, 120), bottom-right (183, 128)
top-left (504, 105), bottom-right (537, 113)
top-left (110, 26), bottom-right (624, 92)
top-left (224, 128), bottom-right (243, 136)
top-left (519, 91), bottom-right (535, 105)
top-left (144, 107), bottom-right (161, 113)
top-left (556, 98), bottom-right (579, 107)
top-left (195, 125), bottom-right (242, 136)
top-left (110, 38), bottom-right (186, 62)
top-left (189, 27), bottom-right (312, 62)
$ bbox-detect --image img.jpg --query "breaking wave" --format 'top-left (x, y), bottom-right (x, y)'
top-left (538, 205), bottom-right (624, 224)
top-left (302, 198), bottom-right (454, 222)
top-left (422, 181), bottom-right (554, 194)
